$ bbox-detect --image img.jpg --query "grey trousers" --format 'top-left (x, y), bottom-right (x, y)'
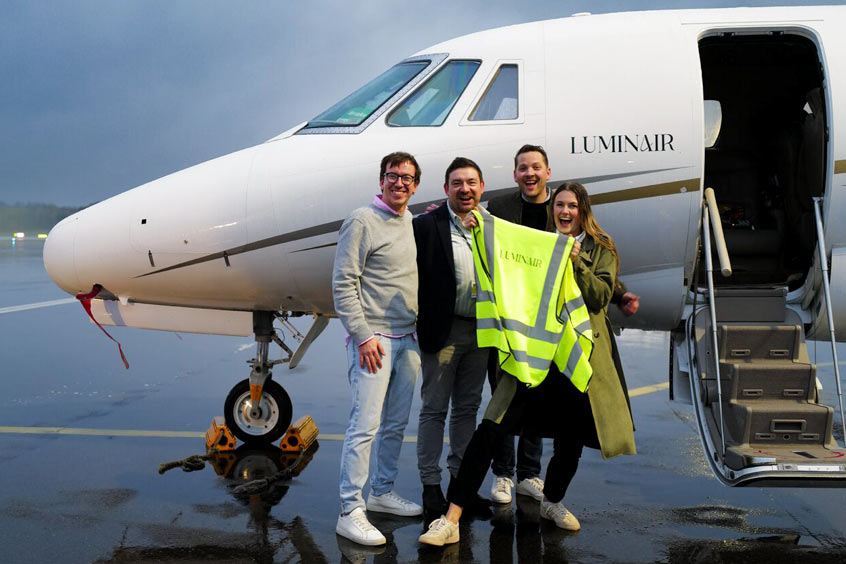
top-left (417, 317), bottom-right (489, 486)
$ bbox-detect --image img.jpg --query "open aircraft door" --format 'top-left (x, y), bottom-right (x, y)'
top-left (675, 25), bottom-right (846, 486)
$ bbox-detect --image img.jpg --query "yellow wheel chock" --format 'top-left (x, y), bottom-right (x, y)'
top-left (205, 414), bottom-right (319, 452)
top-left (205, 416), bottom-right (238, 452)
top-left (279, 415), bottom-right (319, 452)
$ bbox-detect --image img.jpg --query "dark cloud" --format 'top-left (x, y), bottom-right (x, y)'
top-left (0, 0), bottom-right (827, 205)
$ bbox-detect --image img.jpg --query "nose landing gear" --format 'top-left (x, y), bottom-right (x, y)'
top-left (223, 311), bottom-right (327, 444)
top-left (224, 378), bottom-right (292, 443)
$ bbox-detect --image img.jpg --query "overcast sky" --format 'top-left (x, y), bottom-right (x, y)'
top-left (0, 0), bottom-right (834, 206)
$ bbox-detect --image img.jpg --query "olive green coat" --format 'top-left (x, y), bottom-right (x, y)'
top-left (573, 235), bottom-right (636, 459)
top-left (482, 234), bottom-right (636, 459)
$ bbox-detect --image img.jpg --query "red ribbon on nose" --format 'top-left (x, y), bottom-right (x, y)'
top-left (75, 284), bottom-right (130, 369)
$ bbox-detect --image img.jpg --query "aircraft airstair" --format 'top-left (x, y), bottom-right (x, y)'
top-left (682, 190), bottom-right (846, 486)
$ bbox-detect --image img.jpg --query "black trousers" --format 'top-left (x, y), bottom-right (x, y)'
top-left (447, 371), bottom-right (597, 508)
top-left (488, 350), bottom-right (544, 481)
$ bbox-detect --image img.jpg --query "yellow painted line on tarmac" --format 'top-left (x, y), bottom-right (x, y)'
top-left (0, 383), bottom-right (669, 441)
top-left (317, 434), bottom-right (425, 443)
top-left (628, 381), bottom-right (670, 397)
top-left (320, 435), bottom-right (427, 443)
top-left (0, 425), bottom-right (204, 438)
top-left (0, 427), bottom-right (407, 442)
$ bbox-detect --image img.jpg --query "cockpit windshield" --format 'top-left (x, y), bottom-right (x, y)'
top-left (302, 61), bottom-right (429, 130)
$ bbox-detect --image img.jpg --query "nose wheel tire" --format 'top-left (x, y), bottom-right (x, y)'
top-left (224, 379), bottom-right (292, 444)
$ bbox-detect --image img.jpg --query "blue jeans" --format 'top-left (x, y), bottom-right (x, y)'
top-left (339, 334), bottom-right (421, 514)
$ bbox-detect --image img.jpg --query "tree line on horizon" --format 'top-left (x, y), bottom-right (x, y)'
top-left (0, 203), bottom-right (89, 235)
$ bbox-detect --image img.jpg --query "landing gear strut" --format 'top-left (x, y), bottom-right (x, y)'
top-left (223, 311), bottom-right (328, 444)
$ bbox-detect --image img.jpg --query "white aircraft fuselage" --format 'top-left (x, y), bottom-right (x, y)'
top-left (43, 7), bottom-right (846, 341)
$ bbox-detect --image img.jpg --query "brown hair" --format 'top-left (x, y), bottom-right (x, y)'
top-left (547, 181), bottom-right (619, 275)
top-left (513, 144), bottom-right (548, 168)
top-left (380, 151), bottom-right (420, 183)
top-left (444, 156), bottom-right (483, 185)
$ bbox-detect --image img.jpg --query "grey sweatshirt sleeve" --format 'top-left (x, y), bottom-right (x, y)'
top-left (332, 216), bottom-right (373, 345)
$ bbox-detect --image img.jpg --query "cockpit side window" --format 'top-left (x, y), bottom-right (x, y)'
top-left (469, 64), bottom-right (518, 121)
top-left (301, 61), bottom-right (430, 131)
top-left (387, 60), bottom-right (480, 127)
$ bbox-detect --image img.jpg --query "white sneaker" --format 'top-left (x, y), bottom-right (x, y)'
top-left (418, 516), bottom-right (460, 546)
top-left (540, 501), bottom-right (580, 531)
top-left (336, 507), bottom-right (386, 546)
top-left (490, 476), bottom-right (514, 504)
top-left (515, 476), bottom-right (545, 500)
top-left (366, 490), bottom-right (423, 516)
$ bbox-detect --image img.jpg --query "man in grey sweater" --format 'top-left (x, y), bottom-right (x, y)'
top-left (332, 151), bottom-right (423, 546)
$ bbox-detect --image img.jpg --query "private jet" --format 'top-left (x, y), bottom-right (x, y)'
top-left (43, 6), bottom-right (846, 486)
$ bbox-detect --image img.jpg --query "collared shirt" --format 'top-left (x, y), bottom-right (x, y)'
top-left (574, 231), bottom-right (586, 244)
top-left (446, 203), bottom-right (477, 317)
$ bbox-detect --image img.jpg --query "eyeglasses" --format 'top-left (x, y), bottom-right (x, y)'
top-left (382, 172), bottom-right (416, 186)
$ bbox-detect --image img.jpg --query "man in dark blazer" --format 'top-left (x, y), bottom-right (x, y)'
top-left (413, 157), bottom-right (489, 517)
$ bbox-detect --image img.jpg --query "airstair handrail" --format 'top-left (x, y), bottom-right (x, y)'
top-left (702, 205), bottom-right (727, 458)
top-left (811, 197), bottom-right (846, 445)
top-left (704, 188), bottom-right (732, 277)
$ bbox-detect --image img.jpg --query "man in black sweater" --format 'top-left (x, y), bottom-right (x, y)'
top-left (485, 144), bottom-right (640, 506)
top-left (484, 144), bottom-right (553, 504)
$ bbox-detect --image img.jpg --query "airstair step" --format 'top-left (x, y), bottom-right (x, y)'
top-left (713, 287), bottom-right (787, 322)
top-left (724, 443), bottom-right (846, 473)
top-left (718, 324), bottom-right (803, 361)
top-left (717, 362), bottom-right (815, 402)
top-left (720, 400), bottom-right (833, 447)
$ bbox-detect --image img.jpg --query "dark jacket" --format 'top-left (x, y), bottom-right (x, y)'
top-left (486, 190), bottom-right (524, 225)
top-left (413, 204), bottom-right (457, 353)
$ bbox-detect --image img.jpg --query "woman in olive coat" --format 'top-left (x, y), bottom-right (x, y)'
top-left (541, 181), bottom-right (635, 456)
top-left (419, 182), bottom-right (635, 546)
top-left (525, 181), bottom-right (636, 523)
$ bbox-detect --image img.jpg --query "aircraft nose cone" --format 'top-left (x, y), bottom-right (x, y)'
top-left (43, 215), bottom-right (81, 295)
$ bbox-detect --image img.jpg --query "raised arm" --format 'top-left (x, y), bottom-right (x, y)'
top-left (572, 243), bottom-right (617, 314)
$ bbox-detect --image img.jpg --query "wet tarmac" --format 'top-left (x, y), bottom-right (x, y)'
top-left (2, 237), bottom-right (846, 563)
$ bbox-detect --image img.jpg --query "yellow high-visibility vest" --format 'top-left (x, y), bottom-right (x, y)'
top-left (470, 209), bottom-right (593, 391)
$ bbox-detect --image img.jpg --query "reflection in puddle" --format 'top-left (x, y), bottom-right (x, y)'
top-left (96, 443), bottom-right (328, 563)
top-left (670, 505), bottom-right (752, 530)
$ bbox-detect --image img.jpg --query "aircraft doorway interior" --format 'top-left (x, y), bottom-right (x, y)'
top-left (699, 32), bottom-right (826, 290)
